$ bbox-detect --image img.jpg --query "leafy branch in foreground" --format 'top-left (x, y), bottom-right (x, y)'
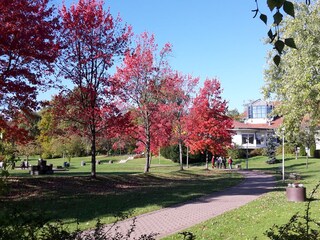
top-left (252, 0), bottom-right (310, 66)
top-left (0, 208), bottom-right (158, 240)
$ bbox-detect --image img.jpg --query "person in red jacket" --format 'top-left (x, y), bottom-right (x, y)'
top-left (228, 157), bottom-right (233, 169)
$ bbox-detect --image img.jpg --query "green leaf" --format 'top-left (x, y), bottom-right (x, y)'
top-left (275, 0), bottom-right (286, 8)
top-left (260, 14), bottom-right (268, 25)
top-left (273, 55), bottom-right (281, 66)
top-left (283, 1), bottom-right (295, 18)
top-left (268, 29), bottom-right (273, 39)
top-left (275, 40), bottom-right (285, 54)
top-left (268, 0), bottom-right (285, 10)
top-left (268, 29), bottom-right (277, 43)
top-left (285, 38), bottom-right (297, 49)
top-left (267, 0), bottom-right (277, 11)
top-left (273, 11), bottom-right (283, 25)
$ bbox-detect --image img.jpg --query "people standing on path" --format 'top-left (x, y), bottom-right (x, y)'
top-left (222, 157), bottom-right (227, 169)
top-left (211, 156), bottom-right (215, 168)
top-left (217, 156), bottom-right (222, 169)
top-left (228, 156), bottom-right (233, 169)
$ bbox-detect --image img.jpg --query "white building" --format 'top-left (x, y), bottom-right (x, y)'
top-left (232, 99), bottom-right (283, 149)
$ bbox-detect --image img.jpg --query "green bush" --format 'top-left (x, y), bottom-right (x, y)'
top-left (160, 145), bottom-right (179, 162)
top-left (276, 143), bottom-right (296, 156)
top-left (227, 146), bottom-right (247, 159)
top-left (310, 143), bottom-right (316, 158)
top-left (299, 145), bottom-right (307, 156)
top-left (41, 152), bottom-right (53, 159)
top-left (250, 148), bottom-right (264, 157)
top-left (0, 208), bottom-right (158, 240)
top-left (0, 169), bottom-right (9, 196)
top-left (160, 145), bottom-right (206, 163)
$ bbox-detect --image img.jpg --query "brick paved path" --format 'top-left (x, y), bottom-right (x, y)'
top-left (103, 170), bottom-right (275, 239)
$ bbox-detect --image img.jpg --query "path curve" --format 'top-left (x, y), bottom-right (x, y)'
top-left (103, 170), bottom-right (275, 239)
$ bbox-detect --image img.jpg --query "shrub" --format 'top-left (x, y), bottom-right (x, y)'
top-left (250, 148), bottom-right (264, 157)
top-left (160, 145), bottom-right (179, 162)
top-left (310, 143), bottom-right (316, 158)
top-left (160, 145), bottom-right (208, 164)
top-left (227, 146), bottom-right (247, 159)
top-left (0, 169), bottom-right (9, 196)
top-left (299, 145), bottom-right (307, 156)
top-left (0, 208), bottom-right (158, 240)
top-left (276, 143), bottom-right (296, 156)
top-left (41, 152), bottom-right (53, 159)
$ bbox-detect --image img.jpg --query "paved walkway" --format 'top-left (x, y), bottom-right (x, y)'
top-left (103, 170), bottom-right (275, 239)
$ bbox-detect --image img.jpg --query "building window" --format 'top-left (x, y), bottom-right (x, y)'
top-left (242, 134), bottom-right (254, 144)
top-left (247, 104), bottom-right (273, 119)
top-left (256, 134), bottom-right (265, 145)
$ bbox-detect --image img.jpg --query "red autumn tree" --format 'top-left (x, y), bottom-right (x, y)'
top-left (57, 0), bottom-right (131, 177)
top-left (168, 72), bottom-right (199, 170)
top-left (185, 78), bottom-right (233, 169)
top-left (0, 0), bottom-right (60, 138)
top-left (113, 32), bottom-right (173, 173)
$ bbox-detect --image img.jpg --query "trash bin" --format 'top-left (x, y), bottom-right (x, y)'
top-left (286, 186), bottom-right (306, 202)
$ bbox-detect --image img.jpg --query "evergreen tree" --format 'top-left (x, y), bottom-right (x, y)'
top-left (266, 134), bottom-right (279, 163)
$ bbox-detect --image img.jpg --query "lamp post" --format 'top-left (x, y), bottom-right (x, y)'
top-left (282, 128), bottom-right (285, 181)
top-left (246, 136), bottom-right (249, 170)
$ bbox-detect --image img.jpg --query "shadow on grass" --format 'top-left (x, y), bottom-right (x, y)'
top-left (0, 171), bottom-right (243, 228)
top-left (53, 171), bottom-right (142, 176)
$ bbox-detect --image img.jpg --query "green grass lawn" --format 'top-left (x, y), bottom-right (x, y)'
top-left (9, 154), bottom-right (187, 177)
top-left (2, 154), bottom-right (320, 239)
top-left (1, 155), bottom-right (243, 232)
top-left (164, 155), bottom-right (320, 240)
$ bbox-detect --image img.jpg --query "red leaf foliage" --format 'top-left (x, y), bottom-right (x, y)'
top-left (0, 0), bottom-right (60, 115)
top-left (55, 0), bottom-right (131, 176)
top-left (57, 0), bottom-right (132, 135)
top-left (113, 32), bottom-right (174, 171)
top-left (184, 78), bottom-right (233, 156)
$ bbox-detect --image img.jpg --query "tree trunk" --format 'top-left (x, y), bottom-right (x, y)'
top-left (186, 146), bottom-right (189, 168)
top-left (205, 150), bottom-right (209, 170)
top-left (149, 152), bottom-right (152, 167)
top-left (144, 131), bottom-right (151, 173)
top-left (179, 139), bottom-right (184, 170)
top-left (91, 129), bottom-right (96, 178)
top-left (144, 114), bottom-right (151, 173)
top-left (144, 145), bottom-right (150, 173)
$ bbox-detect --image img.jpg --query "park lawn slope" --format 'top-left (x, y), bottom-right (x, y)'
top-left (1, 162), bottom-right (243, 231)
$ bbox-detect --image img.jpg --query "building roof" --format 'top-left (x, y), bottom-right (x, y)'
top-left (232, 117), bottom-right (283, 130)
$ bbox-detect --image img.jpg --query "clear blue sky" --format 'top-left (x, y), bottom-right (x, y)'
top-left (50, 0), bottom-right (271, 112)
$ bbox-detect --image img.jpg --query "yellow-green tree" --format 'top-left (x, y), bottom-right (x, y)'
top-left (263, 1), bottom-right (320, 140)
